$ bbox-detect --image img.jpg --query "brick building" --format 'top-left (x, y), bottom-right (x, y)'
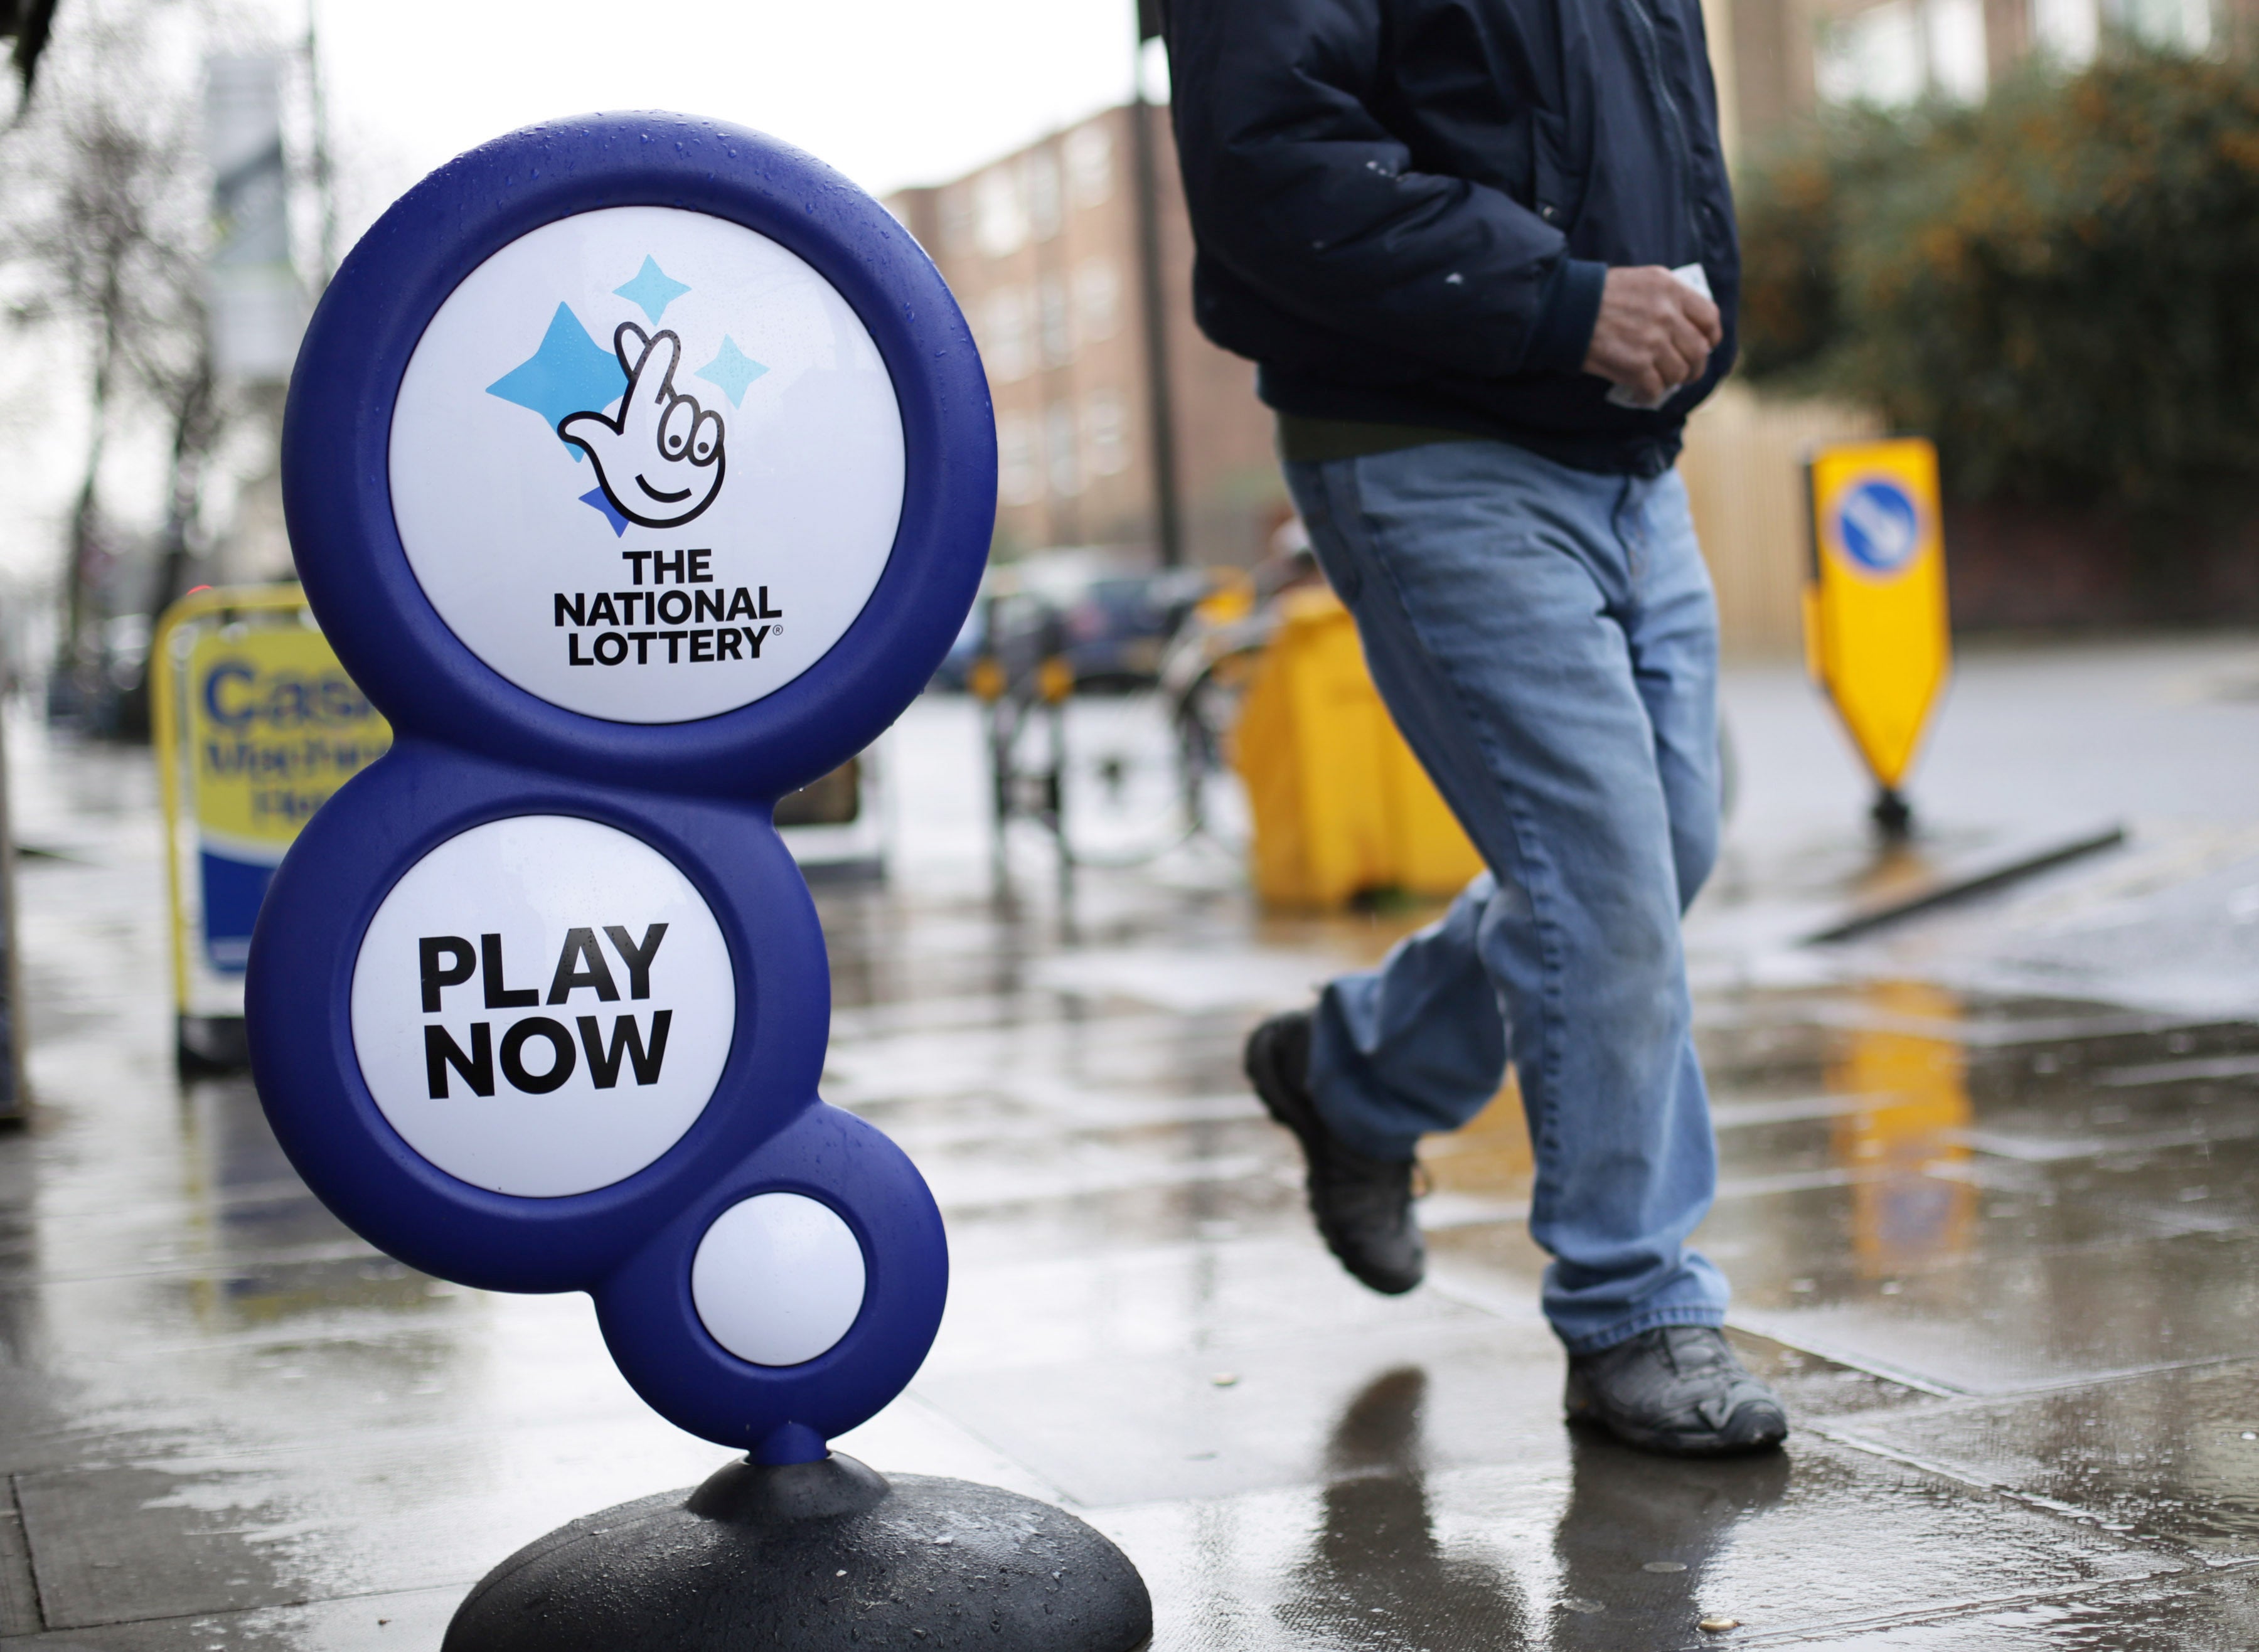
top-left (890, 2), bottom-right (2240, 572)
top-left (889, 105), bottom-right (1288, 568)
top-left (1729, 0), bottom-right (2234, 139)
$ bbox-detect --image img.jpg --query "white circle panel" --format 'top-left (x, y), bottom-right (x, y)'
top-left (389, 205), bottom-right (906, 723)
top-left (692, 1193), bottom-right (868, 1367)
top-left (350, 815), bottom-right (735, 1196)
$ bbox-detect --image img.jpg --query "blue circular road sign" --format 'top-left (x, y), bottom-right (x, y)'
top-left (1832, 476), bottom-right (1923, 575)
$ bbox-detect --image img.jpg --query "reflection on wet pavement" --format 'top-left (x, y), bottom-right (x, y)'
top-left (1284, 1370), bottom-right (1532, 1648)
top-left (1, 695), bottom-right (2257, 1646)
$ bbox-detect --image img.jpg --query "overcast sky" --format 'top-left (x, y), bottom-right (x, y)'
top-left (0, 1), bottom-right (1158, 592)
top-left (309, 0), bottom-right (1153, 211)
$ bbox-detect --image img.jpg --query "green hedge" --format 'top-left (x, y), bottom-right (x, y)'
top-left (1736, 55), bottom-right (2259, 506)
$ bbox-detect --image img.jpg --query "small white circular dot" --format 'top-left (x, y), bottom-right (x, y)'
top-left (691, 1193), bottom-right (867, 1367)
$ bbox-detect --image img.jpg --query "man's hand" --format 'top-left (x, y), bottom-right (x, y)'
top-left (1583, 266), bottom-right (1722, 407)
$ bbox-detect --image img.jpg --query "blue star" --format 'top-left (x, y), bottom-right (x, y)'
top-left (579, 488), bottom-right (630, 536)
top-left (614, 256), bottom-right (690, 325)
top-left (486, 304), bottom-right (626, 457)
top-left (694, 336), bottom-right (768, 407)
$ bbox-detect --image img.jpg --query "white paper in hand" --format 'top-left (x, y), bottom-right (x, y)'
top-left (1605, 262), bottom-right (1712, 410)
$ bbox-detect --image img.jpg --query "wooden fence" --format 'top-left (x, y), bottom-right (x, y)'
top-left (1678, 383), bottom-right (1883, 656)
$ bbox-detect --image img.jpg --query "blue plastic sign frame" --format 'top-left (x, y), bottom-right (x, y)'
top-left (280, 114), bottom-right (991, 797)
top-left (247, 114), bottom-right (993, 1463)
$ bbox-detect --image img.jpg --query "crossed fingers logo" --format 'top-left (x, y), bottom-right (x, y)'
top-left (560, 324), bottom-right (727, 530)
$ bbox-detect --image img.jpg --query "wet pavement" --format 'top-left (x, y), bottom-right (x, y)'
top-left (3, 634), bottom-right (2258, 1648)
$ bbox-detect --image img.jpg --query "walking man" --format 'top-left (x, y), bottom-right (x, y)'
top-left (1161, 0), bottom-right (1789, 1454)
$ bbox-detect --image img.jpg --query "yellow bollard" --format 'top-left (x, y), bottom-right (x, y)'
top-left (1803, 437), bottom-right (1953, 836)
top-left (1232, 588), bottom-right (1484, 909)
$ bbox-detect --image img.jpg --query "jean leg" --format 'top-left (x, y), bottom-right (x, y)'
top-left (1621, 471), bottom-right (1722, 912)
top-left (1310, 873), bottom-right (1511, 1161)
top-left (1288, 444), bottom-right (1726, 1351)
top-left (1290, 449), bottom-right (1517, 1163)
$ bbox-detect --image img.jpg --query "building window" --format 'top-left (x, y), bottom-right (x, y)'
top-left (941, 188), bottom-right (976, 257)
top-left (1037, 277), bottom-right (1073, 368)
top-left (975, 168), bottom-right (1026, 260)
top-left (1075, 259), bottom-right (1120, 341)
top-left (1065, 124), bottom-right (1113, 208)
top-left (1818, 0), bottom-right (1990, 106)
top-left (1025, 148), bottom-right (1063, 242)
top-left (999, 413), bottom-right (1041, 506)
top-left (1818, 2), bottom-right (1928, 106)
top-left (984, 289), bottom-right (1031, 383)
top-left (2110, 0), bottom-right (2211, 50)
top-left (1084, 391), bottom-right (1130, 477)
top-left (1046, 401), bottom-right (1082, 499)
top-left (1925, 0), bottom-right (1987, 101)
top-left (2032, 0), bottom-right (2100, 60)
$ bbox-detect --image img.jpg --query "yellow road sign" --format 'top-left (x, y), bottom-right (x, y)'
top-left (152, 587), bottom-right (392, 1022)
top-left (1803, 437), bottom-right (1952, 824)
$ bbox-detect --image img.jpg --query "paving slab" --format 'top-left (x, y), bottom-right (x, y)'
top-left (14, 1461), bottom-right (301, 1630)
top-left (0, 1491), bottom-right (40, 1638)
top-left (2, 1582), bottom-right (460, 1649)
top-left (1731, 1227), bottom-right (2259, 1394)
top-left (916, 1312), bottom-right (1936, 1513)
top-left (1724, 1331), bottom-right (1935, 1420)
top-left (1092, 1426), bottom-right (2176, 1652)
top-left (919, 1318), bottom-right (1571, 1508)
top-left (1771, 1567), bottom-right (2259, 1650)
top-left (1840, 1360), bottom-right (2259, 1563)
top-left (7, 1374), bottom-right (1065, 1634)
top-left (922, 1235), bottom-right (1493, 1377)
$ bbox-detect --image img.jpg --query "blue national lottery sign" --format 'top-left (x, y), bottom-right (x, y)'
top-left (247, 114), bottom-right (993, 1463)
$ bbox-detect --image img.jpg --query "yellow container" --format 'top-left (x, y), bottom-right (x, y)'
top-left (1232, 588), bottom-right (1485, 909)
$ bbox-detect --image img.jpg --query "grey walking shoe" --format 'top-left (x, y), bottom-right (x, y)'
top-left (1244, 1010), bottom-right (1425, 1295)
top-left (1564, 1326), bottom-right (1790, 1457)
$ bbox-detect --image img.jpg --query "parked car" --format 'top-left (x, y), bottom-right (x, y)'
top-left (927, 548), bottom-right (1214, 695)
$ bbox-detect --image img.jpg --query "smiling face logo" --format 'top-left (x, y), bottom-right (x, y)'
top-left (559, 324), bottom-right (727, 528)
top-left (481, 253), bottom-right (768, 538)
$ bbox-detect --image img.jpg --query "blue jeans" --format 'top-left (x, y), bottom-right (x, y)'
top-left (1284, 438), bottom-right (1728, 1354)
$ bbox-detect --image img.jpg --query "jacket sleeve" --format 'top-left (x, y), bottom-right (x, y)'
top-left (1164, 0), bottom-right (1605, 376)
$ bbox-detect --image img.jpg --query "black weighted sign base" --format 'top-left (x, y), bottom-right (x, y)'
top-left (442, 1453), bottom-right (1154, 1652)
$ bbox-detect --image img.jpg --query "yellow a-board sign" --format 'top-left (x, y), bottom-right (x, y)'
top-left (1803, 437), bottom-right (1952, 825)
top-left (152, 587), bottom-right (392, 1030)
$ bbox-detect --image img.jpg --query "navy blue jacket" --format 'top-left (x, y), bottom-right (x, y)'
top-left (1162, 0), bottom-right (1738, 476)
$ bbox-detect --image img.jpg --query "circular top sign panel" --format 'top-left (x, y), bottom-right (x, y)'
top-left (350, 814), bottom-right (737, 1196)
top-left (388, 206), bottom-right (905, 723)
top-left (284, 115), bottom-right (994, 797)
top-left (1831, 477), bottom-right (1923, 576)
